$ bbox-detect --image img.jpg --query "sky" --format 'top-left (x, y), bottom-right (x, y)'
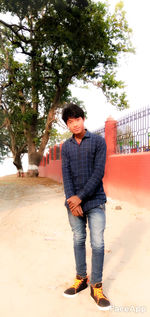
top-left (0, 0), bottom-right (150, 176)
top-left (71, 0), bottom-right (150, 130)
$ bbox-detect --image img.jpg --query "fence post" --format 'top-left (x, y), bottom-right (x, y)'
top-left (53, 145), bottom-right (57, 160)
top-left (60, 143), bottom-right (63, 160)
top-left (105, 116), bottom-right (117, 156)
top-left (46, 153), bottom-right (48, 165)
top-left (49, 148), bottom-right (51, 161)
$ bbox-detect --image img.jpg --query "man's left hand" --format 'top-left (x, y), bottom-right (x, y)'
top-left (67, 195), bottom-right (82, 211)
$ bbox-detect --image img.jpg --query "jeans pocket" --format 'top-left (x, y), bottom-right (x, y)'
top-left (99, 203), bottom-right (105, 211)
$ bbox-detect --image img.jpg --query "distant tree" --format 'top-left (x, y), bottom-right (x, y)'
top-left (0, 110), bottom-right (9, 162)
top-left (0, 0), bottom-right (133, 176)
top-left (47, 128), bottom-right (71, 147)
top-left (0, 102), bottom-right (27, 173)
top-left (0, 40), bottom-right (27, 172)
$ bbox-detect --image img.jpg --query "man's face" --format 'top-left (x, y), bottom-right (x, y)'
top-left (67, 117), bottom-right (85, 135)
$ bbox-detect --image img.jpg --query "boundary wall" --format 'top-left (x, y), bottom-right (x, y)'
top-left (39, 117), bottom-right (150, 209)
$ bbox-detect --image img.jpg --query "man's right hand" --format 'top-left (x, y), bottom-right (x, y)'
top-left (71, 205), bottom-right (83, 217)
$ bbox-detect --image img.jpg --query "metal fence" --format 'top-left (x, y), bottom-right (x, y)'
top-left (94, 127), bottom-right (105, 139)
top-left (117, 106), bottom-right (150, 154)
top-left (43, 106), bottom-right (150, 162)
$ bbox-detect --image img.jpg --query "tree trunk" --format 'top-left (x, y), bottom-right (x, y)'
top-left (13, 153), bottom-right (24, 177)
top-left (27, 151), bottom-right (42, 177)
top-left (26, 86), bottom-right (66, 177)
top-left (27, 96), bottom-right (59, 176)
top-left (38, 107), bottom-right (55, 154)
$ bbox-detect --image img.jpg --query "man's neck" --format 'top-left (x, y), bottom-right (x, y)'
top-left (74, 129), bottom-right (86, 143)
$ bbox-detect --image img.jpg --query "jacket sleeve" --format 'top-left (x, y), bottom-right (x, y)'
top-left (61, 142), bottom-right (75, 199)
top-left (77, 136), bottom-right (106, 200)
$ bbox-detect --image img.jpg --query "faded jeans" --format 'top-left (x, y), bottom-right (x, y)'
top-left (67, 204), bottom-right (106, 285)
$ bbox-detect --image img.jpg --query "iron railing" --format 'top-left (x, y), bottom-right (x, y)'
top-left (94, 127), bottom-right (105, 139)
top-left (43, 106), bottom-right (150, 163)
top-left (117, 106), bottom-right (150, 154)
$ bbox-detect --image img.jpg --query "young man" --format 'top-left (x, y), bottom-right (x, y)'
top-left (61, 103), bottom-right (111, 311)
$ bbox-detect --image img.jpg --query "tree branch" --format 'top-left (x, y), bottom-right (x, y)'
top-left (9, 23), bottom-right (30, 33)
top-left (19, 143), bottom-right (27, 153)
top-left (0, 19), bottom-right (31, 44)
top-left (0, 140), bottom-right (10, 148)
top-left (12, 41), bottom-right (33, 56)
top-left (0, 121), bottom-right (7, 129)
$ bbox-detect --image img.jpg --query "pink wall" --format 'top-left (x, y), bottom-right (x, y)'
top-left (39, 160), bottom-right (62, 183)
top-left (103, 152), bottom-right (150, 209)
top-left (39, 117), bottom-right (150, 210)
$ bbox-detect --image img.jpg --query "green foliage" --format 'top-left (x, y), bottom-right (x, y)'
top-left (0, 141), bottom-right (8, 162)
top-left (0, 43), bottom-right (27, 160)
top-left (48, 128), bottom-right (72, 147)
top-left (0, 0), bottom-right (133, 109)
top-left (0, 0), bottom-right (134, 164)
top-left (0, 111), bottom-right (9, 162)
top-left (0, 0), bottom-right (48, 18)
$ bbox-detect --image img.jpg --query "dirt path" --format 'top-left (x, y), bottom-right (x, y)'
top-left (0, 175), bottom-right (149, 317)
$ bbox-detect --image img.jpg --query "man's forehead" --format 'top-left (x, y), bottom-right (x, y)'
top-left (67, 117), bottom-right (81, 121)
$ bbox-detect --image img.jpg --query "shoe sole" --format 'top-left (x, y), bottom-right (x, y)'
top-left (97, 304), bottom-right (112, 311)
top-left (63, 293), bottom-right (78, 298)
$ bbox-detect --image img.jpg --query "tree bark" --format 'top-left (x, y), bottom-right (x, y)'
top-left (27, 87), bottom-right (63, 177)
top-left (26, 130), bottom-right (40, 177)
top-left (38, 107), bottom-right (56, 154)
top-left (13, 153), bottom-right (24, 177)
top-left (27, 151), bottom-right (42, 177)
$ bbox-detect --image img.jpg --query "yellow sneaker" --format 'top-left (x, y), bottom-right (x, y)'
top-left (63, 275), bottom-right (88, 298)
top-left (90, 282), bottom-right (111, 311)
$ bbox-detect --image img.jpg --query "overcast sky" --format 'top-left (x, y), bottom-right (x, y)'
top-left (0, 0), bottom-right (150, 175)
top-left (72, 0), bottom-right (150, 130)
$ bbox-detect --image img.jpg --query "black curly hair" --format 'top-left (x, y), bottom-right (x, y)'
top-left (62, 103), bottom-right (85, 124)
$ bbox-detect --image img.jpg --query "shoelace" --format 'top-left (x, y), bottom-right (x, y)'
top-left (94, 286), bottom-right (107, 300)
top-left (72, 278), bottom-right (84, 289)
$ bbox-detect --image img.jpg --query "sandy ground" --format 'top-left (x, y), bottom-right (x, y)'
top-left (0, 174), bottom-right (150, 317)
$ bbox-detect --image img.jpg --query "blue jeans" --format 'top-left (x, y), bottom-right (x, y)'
top-left (67, 204), bottom-right (106, 285)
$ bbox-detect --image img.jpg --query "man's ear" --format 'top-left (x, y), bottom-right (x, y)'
top-left (66, 122), bottom-right (71, 131)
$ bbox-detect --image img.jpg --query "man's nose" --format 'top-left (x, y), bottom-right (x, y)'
top-left (73, 121), bottom-right (78, 127)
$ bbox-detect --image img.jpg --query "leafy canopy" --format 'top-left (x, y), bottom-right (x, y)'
top-left (0, 0), bottom-right (134, 170)
top-left (0, 0), bottom-right (133, 110)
